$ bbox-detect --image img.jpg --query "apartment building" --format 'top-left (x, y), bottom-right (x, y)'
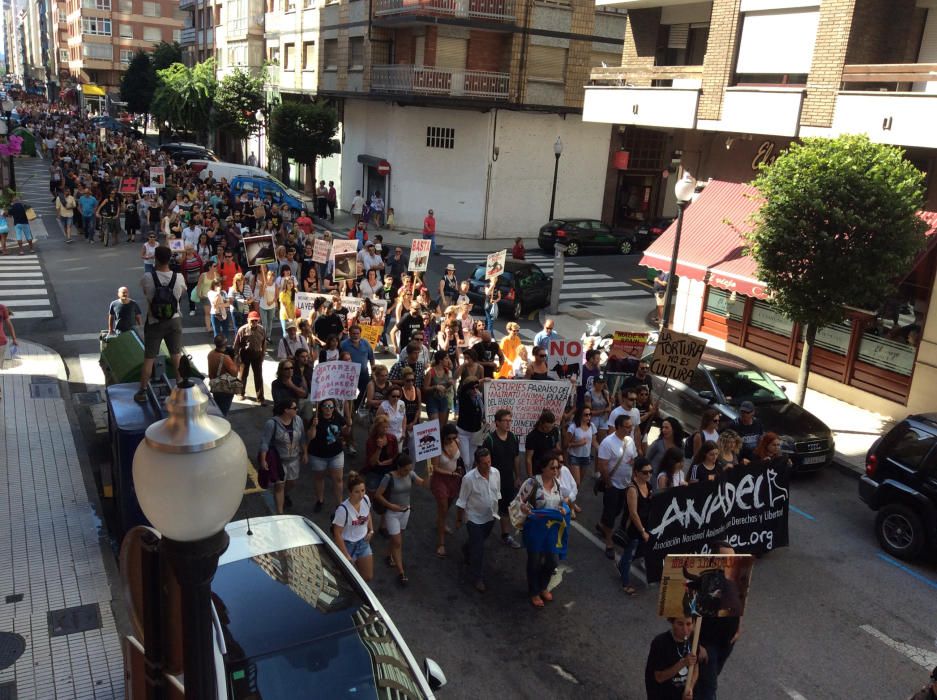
top-left (583, 0), bottom-right (937, 418)
top-left (63, 0), bottom-right (184, 92)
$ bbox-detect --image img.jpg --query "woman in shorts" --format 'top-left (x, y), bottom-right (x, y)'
top-left (374, 454), bottom-right (427, 586)
top-left (258, 399), bottom-right (306, 515)
top-left (332, 471), bottom-right (374, 582)
top-left (307, 399), bottom-right (348, 513)
top-left (429, 423), bottom-right (463, 559)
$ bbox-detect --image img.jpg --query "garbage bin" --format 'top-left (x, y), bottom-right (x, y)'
top-left (99, 330), bottom-right (176, 386)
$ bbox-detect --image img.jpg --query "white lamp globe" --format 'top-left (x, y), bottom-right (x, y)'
top-left (674, 173), bottom-right (697, 203)
top-left (554, 136), bottom-right (563, 156)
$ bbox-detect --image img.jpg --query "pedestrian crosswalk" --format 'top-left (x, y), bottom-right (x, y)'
top-left (16, 155), bottom-right (58, 217)
top-left (443, 250), bottom-right (651, 304)
top-left (0, 252), bottom-right (54, 319)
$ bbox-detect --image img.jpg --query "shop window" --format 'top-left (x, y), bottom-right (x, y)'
top-left (814, 322), bottom-right (851, 356)
top-left (749, 299), bottom-right (792, 337)
top-left (704, 288), bottom-right (744, 320)
top-left (857, 333), bottom-right (916, 377)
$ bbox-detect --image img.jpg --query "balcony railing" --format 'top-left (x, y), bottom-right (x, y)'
top-left (179, 0), bottom-right (197, 8)
top-left (371, 65), bottom-right (509, 100)
top-left (590, 64), bottom-right (704, 86)
top-left (374, 0), bottom-right (514, 21)
top-left (842, 63), bottom-right (937, 90)
top-left (180, 27), bottom-right (196, 45)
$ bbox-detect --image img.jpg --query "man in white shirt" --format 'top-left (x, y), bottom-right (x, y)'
top-left (357, 241), bottom-right (384, 273)
top-left (181, 222), bottom-right (201, 249)
top-left (596, 414), bottom-right (638, 558)
top-left (455, 448), bottom-right (501, 592)
top-left (350, 190), bottom-right (365, 224)
top-left (136, 245), bottom-right (187, 403)
top-left (608, 389), bottom-right (643, 453)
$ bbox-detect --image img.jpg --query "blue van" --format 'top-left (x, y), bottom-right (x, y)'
top-left (229, 175), bottom-right (316, 213)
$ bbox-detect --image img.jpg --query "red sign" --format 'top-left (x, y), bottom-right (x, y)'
top-left (120, 177), bottom-right (139, 195)
top-left (613, 151), bottom-right (630, 170)
top-left (376, 160), bottom-right (391, 176)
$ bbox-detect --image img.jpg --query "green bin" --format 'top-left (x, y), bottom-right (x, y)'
top-left (99, 330), bottom-right (176, 386)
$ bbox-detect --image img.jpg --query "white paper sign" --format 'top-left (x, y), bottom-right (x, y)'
top-left (408, 239), bottom-right (431, 272)
top-left (295, 292), bottom-right (317, 315)
top-left (483, 380), bottom-right (571, 452)
top-left (312, 360), bottom-right (361, 402)
top-left (547, 339), bottom-right (583, 384)
top-left (313, 238), bottom-right (331, 264)
top-left (486, 249), bottom-right (506, 280)
top-left (411, 420), bottom-right (442, 461)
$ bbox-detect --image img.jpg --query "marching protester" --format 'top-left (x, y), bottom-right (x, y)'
top-left (258, 399), bottom-right (307, 514)
top-left (597, 414), bottom-right (638, 559)
top-left (455, 447), bottom-right (501, 593)
top-left (374, 453), bottom-right (427, 586)
top-left (483, 409), bottom-right (523, 549)
top-left (696, 540), bottom-right (743, 700)
top-left (430, 423), bottom-right (463, 559)
top-left (308, 398), bottom-right (350, 513)
top-left (617, 456), bottom-right (654, 596)
top-left (332, 472), bottom-right (375, 582)
top-left (645, 616), bottom-right (703, 700)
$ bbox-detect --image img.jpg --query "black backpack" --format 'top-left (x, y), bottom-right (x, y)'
top-left (150, 271), bottom-right (179, 321)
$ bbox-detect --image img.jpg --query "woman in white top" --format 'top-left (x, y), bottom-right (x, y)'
top-left (656, 446), bottom-right (688, 490)
top-left (565, 406), bottom-right (598, 512)
top-left (692, 408), bottom-right (722, 455)
top-left (377, 386), bottom-right (407, 443)
top-left (140, 233), bottom-right (158, 273)
top-left (359, 268), bottom-right (381, 298)
top-left (512, 345), bottom-right (529, 378)
top-left (332, 471), bottom-right (374, 582)
top-left (258, 269), bottom-right (279, 338)
top-left (207, 279), bottom-right (232, 343)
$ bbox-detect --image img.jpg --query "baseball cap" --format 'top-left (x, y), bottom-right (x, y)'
top-left (739, 401), bottom-right (755, 413)
top-left (247, 311), bottom-right (261, 321)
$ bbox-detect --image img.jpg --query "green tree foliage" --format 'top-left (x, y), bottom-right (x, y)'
top-left (151, 59), bottom-right (217, 140)
top-left (213, 69), bottom-right (266, 142)
top-left (748, 134), bottom-right (928, 404)
top-left (269, 100), bottom-right (340, 175)
top-left (152, 41), bottom-right (183, 71)
top-left (119, 51), bottom-right (156, 125)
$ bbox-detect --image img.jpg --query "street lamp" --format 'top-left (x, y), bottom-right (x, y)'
top-left (2, 99), bottom-right (16, 190)
top-left (548, 136), bottom-right (563, 221)
top-left (659, 172), bottom-right (697, 330)
top-left (132, 374), bottom-right (247, 699)
top-left (254, 108), bottom-right (265, 169)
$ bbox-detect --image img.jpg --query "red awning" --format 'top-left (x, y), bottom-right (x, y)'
top-left (639, 180), bottom-right (937, 300)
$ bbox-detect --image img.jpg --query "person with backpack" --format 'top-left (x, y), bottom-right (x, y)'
top-left (136, 245), bottom-right (187, 403)
top-left (332, 471), bottom-right (375, 582)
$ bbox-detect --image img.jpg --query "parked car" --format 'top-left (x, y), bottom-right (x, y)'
top-left (649, 347), bottom-right (835, 472)
top-left (859, 414), bottom-right (937, 560)
top-left (537, 218), bottom-right (636, 257)
top-left (229, 175), bottom-right (316, 213)
top-left (634, 217), bottom-right (675, 249)
top-left (467, 260), bottom-right (551, 319)
top-left (209, 515), bottom-right (446, 698)
top-left (159, 142), bottom-right (219, 164)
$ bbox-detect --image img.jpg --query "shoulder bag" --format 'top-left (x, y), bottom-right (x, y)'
top-left (509, 477), bottom-right (540, 530)
top-left (595, 440), bottom-right (628, 494)
top-left (257, 421), bottom-right (283, 489)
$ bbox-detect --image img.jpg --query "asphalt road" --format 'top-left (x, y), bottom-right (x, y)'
top-left (9, 153), bottom-right (937, 699)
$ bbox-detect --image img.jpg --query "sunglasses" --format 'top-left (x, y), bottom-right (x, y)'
top-left (286, 405), bottom-right (298, 410)
top-left (322, 403), bottom-right (335, 409)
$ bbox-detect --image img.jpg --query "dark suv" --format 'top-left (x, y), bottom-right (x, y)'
top-left (859, 414), bottom-right (937, 560)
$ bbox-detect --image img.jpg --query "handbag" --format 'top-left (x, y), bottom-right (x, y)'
top-left (25, 208), bottom-right (37, 221)
top-left (210, 372), bottom-right (243, 395)
top-left (594, 440), bottom-right (629, 494)
top-left (190, 286), bottom-right (199, 304)
top-left (509, 477), bottom-right (539, 530)
top-left (257, 443), bottom-right (282, 489)
top-left (0, 218), bottom-right (8, 234)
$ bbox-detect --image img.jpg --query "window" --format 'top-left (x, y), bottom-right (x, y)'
top-left (655, 23), bottom-right (709, 67)
top-left (349, 37), bottom-right (364, 69)
top-left (735, 9), bottom-right (818, 84)
top-left (527, 45), bottom-right (567, 82)
top-left (302, 41), bottom-right (315, 70)
top-left (304, 0), bottom-right (315, 7)
top-left (82, 0), bottom-right (111, 9)
top-left (283, 43), bottom-right (295, 70)
top-left (120, 49), bottom-right (134, 64)
top-left (143, 26), bottom-right (162, 41)
top-left (120, 23), bottom-right (133, 38)
top-left (426, 126), bottom-right (454, 149)
top-left (323, 39), bottom-right (337, 69)
top-left (59, 48), bottom-right (69, 61)
top-left (268, 45), bottom-right (280, 64)
top-left (82, 17), bottom-right (112, 35)
top-left (142, 1), bottom-right (160, 17)
top-left (119, 0), bottom-right (132, 11)
top-left (83, 43), bottom-right (113, 60)
top-left (591, 51), bottom-right (620, 70)
top-left (885, 426), bottom-right (937, 471)
top-left (173, 29), bottom-right (181, 42)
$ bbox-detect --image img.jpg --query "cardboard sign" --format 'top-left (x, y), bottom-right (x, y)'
top-left (119, 177), bottom-right (139, 195)
top-left (483, 380), bottom-right (571, 452)
top-left (650, 329), bottom-right (707, 383)
top-left (547, 339), bottom-right (582, 384)
top-left (658, 554), bottom-right (754, 619)
top-left (243, 234), bottom-right (277, 268)
top-left (168, 239), bottom-right (184, 252)
top-left (609, 331), bottom-right (649, 360)
top-left (295, 292), bottom-right (317, 316)
top-left (408, 239), bottom-right (431, 272)
top-left (311, 360), bottom-right (361, 402)
top-left (645, 461), bottom-right (790, 557)
top-left (149, 166), bottom-right (165, 188)
top-left (331, 240), bottom-right (358, 282)
top-left (359, 324), bottom-right (382, 346)
top-left (312, 238), bottom-right (330, 264)
top-left (486, 249), bottom-right (506, 280)
top-left (411, 420), bottom-right (442, 462)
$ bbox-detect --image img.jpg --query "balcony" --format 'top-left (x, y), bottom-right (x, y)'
top-left (583, 65), bottom-right (702, 129)
top-left (227, 16), bottom-right (263, 40)
top-left (371, 65), bottom-right (509, 100)
top-left (718, 87), bottom-right (805, 137)
top-left (179, 0), bottom-right (197, 8)
top-left (374, 0), bottom-right (514, 22)
top-left (180, 27), bottom-right (196, 45)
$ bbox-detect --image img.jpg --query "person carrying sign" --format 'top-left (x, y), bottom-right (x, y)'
top-left (645, 616), bottom-right (705, 700)
top-left (695, 541), bottom-right (743, 700)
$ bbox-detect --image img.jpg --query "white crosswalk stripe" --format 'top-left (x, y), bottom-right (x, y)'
top-left (0, 251), bottom-right (55, 319)
top-left (443, 250), bottom-right (651, 305)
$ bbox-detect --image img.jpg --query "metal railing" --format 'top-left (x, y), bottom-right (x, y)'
top-left (371, 64), bottom-right (510, 99)
top-left (374, 0), bottom-right (514, 21)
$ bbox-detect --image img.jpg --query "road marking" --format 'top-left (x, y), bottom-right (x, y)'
top-left (876, 553), bottom-right (937, 591)
top-left (64, 326), bottom-right (207, 342)
top-left (8, 310), bottom-right (53, 318)
top-left (0, 288), bottom-right (50, 296)
top-left (549, 664), bottom-right (580, 685)
top-left (0, 258), bottom-right (45, 264)
top-left (569, 520), bottom-right (647, 585)
top-left (860, 624), bottom-right (937, 670)
top-left (562, 290), bottom-right (648, 300)
top-left (789, 505), bottom-right (816, 521)
top-left (4, 298), bottom-right (51, 307)
top-left (0, 279), bottom-right (47, 286)
top-left (780, 686), bottom-right (809, 699)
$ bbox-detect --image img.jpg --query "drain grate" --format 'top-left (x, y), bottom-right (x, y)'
top-left (0, 633), bottom-right (25, 670)
top-left (29, 378), bottom-right (61, 399)
top-left (3, 594), bottom-right (22, 604)
top-left (48, 603), bottom-right (101, 638)
top-left (0, 681), bottom-right (16, 700)
top-left (73, 390), bottom-right (102, 405)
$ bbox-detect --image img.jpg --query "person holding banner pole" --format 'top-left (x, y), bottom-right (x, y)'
top-left (695, 541), bottom-right (742, 700)
top-left (645, 616), bottom-right (704, 700)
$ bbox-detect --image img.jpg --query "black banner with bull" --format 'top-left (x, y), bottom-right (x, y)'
top-left (646, 462), bottom-right (790, 556)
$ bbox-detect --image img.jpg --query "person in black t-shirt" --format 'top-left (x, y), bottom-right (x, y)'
top-left (696, 541), bottom-right (742, 700)
top-left (483, 409), bottom-right (522, 549)
top-left (393, 302), bottom-right (424, 353)
top-left (729, 401), bottom-right (764, 460)
top-left (107, 286), bottom-right (142, 334)
top-left (645, 617), bottom-right (704, 700)
top-left (313, 302), bottom-right (345, 345)
top-left (524, 410), bottom-right (561, 477)
top-left (622, 360), bottom-right (654, 402)
top-left (476, 331), bottom-right (504, 378)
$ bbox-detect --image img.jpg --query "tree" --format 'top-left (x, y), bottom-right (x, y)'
top-left (748, 134), bottom-right (928, 405)
top-left (119, 51), bottom-right (156, 131)
top-left (269, 100), bottom-right (340, 183)
top-left (213, 68), bottom-right (265, 143)
top-left (151, 59), bottom-right (217, 141)
top-left (152, 41), bottom-right (183, 71)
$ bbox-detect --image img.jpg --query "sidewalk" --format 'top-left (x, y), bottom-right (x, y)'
top-left (0, 340), bottom-right (124, 700)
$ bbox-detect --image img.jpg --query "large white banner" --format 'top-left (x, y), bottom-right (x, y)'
top-left (483, 380), bottom-right (571, 452)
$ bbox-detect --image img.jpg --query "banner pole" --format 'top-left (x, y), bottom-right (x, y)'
top-left (684, 616), bottom-right (703, 699)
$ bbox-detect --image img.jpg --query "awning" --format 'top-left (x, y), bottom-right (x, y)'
top-left (81, 84), bottom-right (106, 97)
top-left (639, 180), bottom-right (937, 300)
top-left (357, 153), bottom-right (390, 174)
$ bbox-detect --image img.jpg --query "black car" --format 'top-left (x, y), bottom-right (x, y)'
top-left (859, 414), bottom-right (937, 560)
top-left (159, 141), bottom-right (219, 164)
top-left (634, 217), bottom-right (675, 249)
top-left (538, 219), bottom-right (636, 257)
top-left (650, 347), bottom-right (835, 472)
top-left (467, 260), bottom-right (551, 318)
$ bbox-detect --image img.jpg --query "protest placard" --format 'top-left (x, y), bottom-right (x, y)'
top-left (341, 296), bottom-right (387, 327)
top-left (408, 239), bottom-right (431, 272)
top-left (332, 240), bottom-right (358, 282)
top-left (168, 239), bottom-right (184, 252)
top-left (411, 420), bottom-right (442, 461)
top-left (657, 554), bottom-right (754, 619)
top-left (649, 329), bottom-right (707, 383)
top-left (609, 330), bottom-right (649, 360)
top-left (149, 166), bottom-right (165, 188)
top-left (119, 177), bottom-right (139, 195)
top-left (486, 250), bottom-right (506, 280)
top-left (295, 292), bottom-right (317, 316)
top-left (547, 339), bottom-right (582, 384)
top-left (313, 238), bottom-right (331, 264)
top-left (141, 186), bottom-right (157, 196)
top-left (484, 380), bottom-right (571, 451)
top-left (359, 325), bottom-right (382, 346)
top-left (242, 234), bottom-right (277, 268)
top-left (312, 361), bottom-right (361, 402)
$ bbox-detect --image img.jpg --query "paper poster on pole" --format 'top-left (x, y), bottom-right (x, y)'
top-left (168, 239), bottom-right (184, 253)
top-left (411, 420), bottom-right (442, 462)
top-left (484, 380), bottom-right (571, 452)
top-left (609, 331), bottom-right (649, 360)
top-left (408, 239), bottom-right (431, 272)
top-left (657, 554), bottom-right (754, 619)
top-left (242, 234), bottom-right (277, 268)
top-left (312, 238), bottom-right (331, 264)
top-left (486, 250), bottom-right (506, 280)
top-left (359, 325), bottom-right (382, 346)
top-left (649, 329), bottom-right (707, 383)
top-left (331, 240), bottom-right (358, 282)
top-left (149, 166), bottom-right (165, 188)
top-left (547, 339), bottom-right (582, 384)
top-left (311, 361), bottom-right (361, 402)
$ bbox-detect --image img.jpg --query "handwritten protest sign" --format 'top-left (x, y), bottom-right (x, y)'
top-left (168, 239), bottom-right (184, 252)
top-left (649, 329), bottom-right (707, 383)
top-left (411, 420), bottom-right (442, 461)
top-left (331, 240), bottom-right (358, 282)
top-left (359, 325), bottom-right (382, 346)
top-left (484, 380), bottom-right (571, 451)
top-left (486, 250), bottom-right (506, 280)
top-left (149, 166), bottom-right (165, 188)
top-left (547, 339), bottom-right (582, 384)
top-left (609, 331), bottom-right (649, 360)
top-left (409, 239), bottom-right (431, 272)
top-left (658, 554), bottom-right (754, 619)
top-left (312, 361), bottom-right (360, 402)
top-left (312, 238), bottom-right (331, 264)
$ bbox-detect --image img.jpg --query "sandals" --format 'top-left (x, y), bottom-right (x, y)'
top-left (398, 573), bottom-right (409, 586)
top-left (435, 546), bottom-right (447, 559)
top-left (622, 586), bottom-right (638, 596)
top-left (604, 547), bottom-right (615, 560)
top-left (530, 595), bottom-right (545, 608)
top-left (385, 555), bottom-right (396, 568)
top-left (540, 590), bottom-right (553, 602)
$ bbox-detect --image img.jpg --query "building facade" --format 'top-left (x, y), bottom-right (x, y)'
top-left (583, 0), bottom-right (937, 418)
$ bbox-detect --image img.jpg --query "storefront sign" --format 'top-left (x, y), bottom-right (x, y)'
top-left (649, 329), bottom-right (707, 383)
top-left (484, 380), bottom-right (571, 452)
top-left (751, 140), bottom-right (779, 171)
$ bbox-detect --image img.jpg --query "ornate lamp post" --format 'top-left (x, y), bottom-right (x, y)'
top-left (660, 172), bottom-right (698, 330)
top-left (548, 136), bottom-right (563, 221)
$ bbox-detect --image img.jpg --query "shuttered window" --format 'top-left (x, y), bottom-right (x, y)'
top-left (323, 39), bottom-right (337, 69)
top-left (303, 41), bottom-right (315, 70)
top-left (283, 43), bottom-right (295, 70)
top-left (735, 9), bottom-right (818, 75)
top-left (350, 37), bottom-right (364, 68)
top-left (435, 36), bottom-right (467, 70)
top-left (527, 45), bottom-right (567, 82)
